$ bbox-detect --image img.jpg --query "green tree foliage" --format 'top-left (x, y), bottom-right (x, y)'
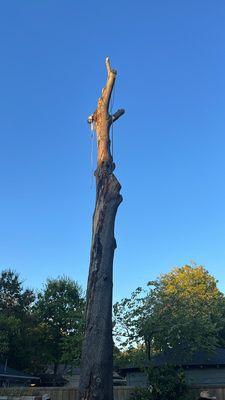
top-left (0, 315), bottom-right (20, 357)
top-left (114, 286), bottom-right (145, 349)
top-left (0, 270), bottom-right (85, 374)
top-left (34, 277), bottom-right (85, 374)
top-left (114, 345), bottom-right (147, 369)
top-left (129, 365), bottom-right (191, 400)
top-left (0, 269), bottom-right (35, 369)
top-left (114, 265), bottom-right (225, 361)
top-left (0, 269), bottom-right (35, 318)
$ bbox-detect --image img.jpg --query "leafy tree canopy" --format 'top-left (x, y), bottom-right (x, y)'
top-left (35, 276), bottom-right (85, 373)
top-left (0, 269), bottom-right (35, 318)
top-left (0, 269), bottom-right (35, 368)
top-left (0, 270), bottom-right (85, 374)
top-left (114, 265), bottom-right (225, 361)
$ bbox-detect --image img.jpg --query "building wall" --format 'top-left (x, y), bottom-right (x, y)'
top-left (125, 371), bottom-right (147, 387)
top-left (185, 367), bottom-right (225, 386)
top-left (125, 367), bottom-right (225, 387)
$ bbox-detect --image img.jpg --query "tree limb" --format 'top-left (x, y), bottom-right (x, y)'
top-left (111, 109), bottom-right (125, 123)
top-left (105, 57), bottom-right (111, 77)
top-left (87, 58), bottom-right (125, 167)
top-left (102, 57), bottom-right (117, 111)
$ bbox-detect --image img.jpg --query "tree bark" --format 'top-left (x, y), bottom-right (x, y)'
top-left (79, 58), bottom-right (125, 400)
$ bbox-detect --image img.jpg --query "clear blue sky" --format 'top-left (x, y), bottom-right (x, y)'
top-left (0, 1), bottom-right (224, 300)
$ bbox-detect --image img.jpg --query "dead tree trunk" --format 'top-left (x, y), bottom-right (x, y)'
top-left (78, 58), bottom-right (125, 400)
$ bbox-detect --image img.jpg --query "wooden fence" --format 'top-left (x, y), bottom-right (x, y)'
top-left (1, 385), bottom-right (225, 400)
top-left (0, 387), bottom-right (133, 400)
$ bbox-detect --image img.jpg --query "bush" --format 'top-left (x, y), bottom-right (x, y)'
top-left (129, 386), bottom-right (153, 400)
top-left (129, 364), bottom-right (195, 400)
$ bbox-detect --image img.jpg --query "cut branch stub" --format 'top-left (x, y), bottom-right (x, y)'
top-left (88, 57), bottom-right (125, 169)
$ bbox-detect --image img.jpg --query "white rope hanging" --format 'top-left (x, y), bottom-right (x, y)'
top-left (110, 81), bottom-right (116, 158)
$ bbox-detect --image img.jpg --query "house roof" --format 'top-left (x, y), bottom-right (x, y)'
top-left (119, 347), bottom-right (225, 372)
top-left (0, 364), bottom-right (39, 380)
top-left (153, 347), bottom-right (225, 367)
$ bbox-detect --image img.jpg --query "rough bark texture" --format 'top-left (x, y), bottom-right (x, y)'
top-left (79, 58), bottom-right (124, 400)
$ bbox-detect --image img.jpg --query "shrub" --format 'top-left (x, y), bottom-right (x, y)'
top-left (129, 364), bottom-right (195, 400)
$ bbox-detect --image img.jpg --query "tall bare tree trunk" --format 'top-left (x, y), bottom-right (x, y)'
top-left (79, 58), bottom-right (125, 400)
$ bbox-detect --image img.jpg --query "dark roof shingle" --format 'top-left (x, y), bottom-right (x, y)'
top-left (119, 348), bottom-right (225, 372)
top-left (153, 347), bottom-right (225, 367)
top-left (0, 364), bottom-right (39, 380)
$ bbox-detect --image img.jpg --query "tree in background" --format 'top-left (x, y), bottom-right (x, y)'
top-left (35, 276), bottom-right (85, 375)
top-left (0, 269), bottom-right (35, 318)
top-left (0, 269), bottom-right (35, 369)
top-left (114, 265), bottom-right (225, 362)
top-left (0, 315), bottom-right (20, 362)
top-left (0, 270), bottom-right (85, 375)
top-left (114, 287), bottom-right (142, 348)
top-left (113, 344), bottom-right (147, 369)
